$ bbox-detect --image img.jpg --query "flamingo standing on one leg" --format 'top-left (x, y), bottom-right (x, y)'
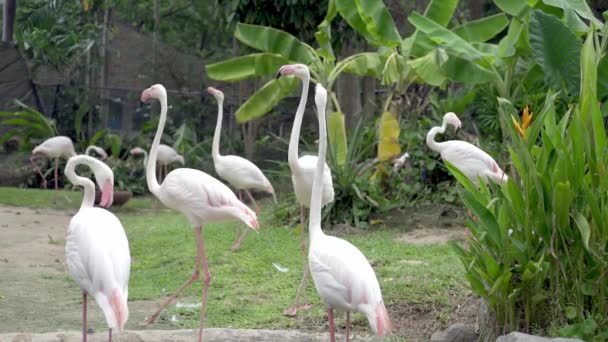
top-left (207, 87), bottom-right (277, 252)
top-left (277, 64), bottom-right (334, 316)
top-left (426, 112), bottom-right (508, 186)
top-left (30, 136), bottom-right (76, 196)
top-left (309, 84), bottom-right (392, 341)
top-left (64, 155), bottom-right (130, 342)
top-left (84, 145), bottom-right (108, 160)
top-left (139, 84), bottom-right (258, 342)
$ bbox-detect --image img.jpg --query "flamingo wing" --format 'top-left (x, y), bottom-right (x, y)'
top-left (293, 155), bottom-right (334, 207)
top-left (215, 155), bottom-right (272, 190)
top-left (440, 140), bottom-right (504, 184)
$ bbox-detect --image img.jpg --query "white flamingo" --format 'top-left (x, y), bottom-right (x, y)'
top-left (64, 154), bottom-right (130, 342)
top-left (309, 84), bottom-right (392, 341)
top-left (30, 136), bottom-right (76, 194)
top-left (277, 63), bottom-right (334, 316)
top-left (426, 112), bottom-right (508, 186)
top-left (207, 86), bottom-right (277, 252)
top-left (84, 145), bottom-right (108, 160)
top-left (139, 84), bottom-right (258, 342)
top-left (129, 145), bottom-right (183, 183)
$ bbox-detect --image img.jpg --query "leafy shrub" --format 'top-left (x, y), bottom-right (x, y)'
top-left (449, 33), bottom-right (608, 339)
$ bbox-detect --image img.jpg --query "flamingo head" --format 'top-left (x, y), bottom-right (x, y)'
top-left (129, 147), bottom-right (146, 157)
top-left (140, 84), bottom-right (166, 103)
top-left (90, 158), bottom-right (114, 208)
top-left (443, 112), bottom-right (462, 130)
top-left (206, 87), bottom-right (224, 102)
top-left (276, 64), bottom-right (309, 80)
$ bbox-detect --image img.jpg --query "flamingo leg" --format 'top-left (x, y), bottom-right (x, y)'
top-left (54, 157), bottom-right (59, 203)
top-left (141, 226), bottom-right (203, 325)
top-left (245, 189), bottom-right (260, 214)
top-left (82, 291), bottom-right (87, 342)
top-left (231, 191), bottom-right (244, 252)
top-left (197, 225), bottom-right (212, 342)
top-left (29, 155), bottom-right (47, 189)
top-left (327, 308), bottom-right (336, 342)
top-left (346, 311), bottom-right (350, 342)
top-left (108, 328), bottom-right (112, 342)
top-left (164, 164), bottom-right (168, 183)
top-left (283, 206), bottom-right (311, 316)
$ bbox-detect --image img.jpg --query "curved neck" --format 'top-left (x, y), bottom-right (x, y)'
top-left (288, 75), bottom-right (310, 171)
top-left (142, 150), bottom-right (148, 169)
top-left (85, 146), bottom-right (93, 155)
top-left (309, 98), bottom-right (326, 240)
top-left (426, 119), bottom-right (449, 152)
top-left (146, 96), bottom-right (167, 196)
top-left (212, 97), bottom-right (223, 161)
top-left (65, 155), bottom-right (97, 209)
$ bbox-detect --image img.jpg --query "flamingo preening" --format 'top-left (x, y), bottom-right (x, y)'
top-left (426, 112), bottom-right (508, 186)
top-left (30, 136), bottom-right (76, 195)
top-left (64, 154), bottom-right (130, 342)
top-left (207, 86), bottom-right (276, 252)
top-left (308, 84), bottom-right (392, 341)
top-left (139, 84), bottom-right (258, 342)
top-left (84, 145), bottom-right (108, 160)
top-left (277, 63), bottom-right (335, 316)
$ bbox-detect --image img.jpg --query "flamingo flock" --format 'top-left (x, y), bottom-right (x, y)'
top-left (36, 63), bottom-right (508, 342)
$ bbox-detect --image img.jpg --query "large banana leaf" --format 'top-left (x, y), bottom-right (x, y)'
top-left (315, 0), bottom-right (337, 61)
top-left (327, 111), bottom-right (348, 166)
top-left (406, 0), bottom-right (459, 58)
top-left (235, 77), bottom-right (299, 123)
top-left (382, 53), bottom-right (410, 86)
top-left (441, 56), bottom-right (498, 84)
top-left (423, 0), bottom-right (459, 27)
top-left (334, 0), bottom-right (400, 47)
top-left (377, 111), bottom-right (401, 161)
top-left (235, 23), bottom-right (318, 65)
top-left (408, 49), bottom-right (447, 86)
top-left (529, 10), bottom-right (581, 95)
top-left (453, 14), bottom-right (509, 43)
top-left (497, 18), bottom-right (525, 58)
top-left (329, 52), bottom-right (385, 87)
top-left (408, 12), bottom-right (487, 61)
top-left (541, 0), bottom-right (601, 26)
top-left (597, 53), bottom-right (608, 99)
top-left (493, 0), bottom-right (529, 17)
top-left (206, 53), bottom-right (289, 81)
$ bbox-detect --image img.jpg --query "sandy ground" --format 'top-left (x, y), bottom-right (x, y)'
top-left (0, 204), bottom-right (476, 341)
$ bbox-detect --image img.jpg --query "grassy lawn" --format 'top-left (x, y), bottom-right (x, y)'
top-left (0, 186), bottom-right (471, 340)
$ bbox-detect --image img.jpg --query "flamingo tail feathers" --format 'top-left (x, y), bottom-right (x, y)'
top-left (110, 288), bottom-right (129, 331)
top-left (373, 302), bottom-right (392, 337)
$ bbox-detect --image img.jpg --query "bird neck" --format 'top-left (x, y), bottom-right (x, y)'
top-left (146, 95), bottom-right (166, 197)
top-left (142, 150), bottom-right (148, 169)
top-left (65, 155), bottom-right (97, 209)
top-left (308, 96), bottom-right (326, 241)
top-left (288, 75), bottom-right (310, 172)
top-left (212, 97), bottom-right (223, 161)
top-left (426, 118), bottom-right (449, 152)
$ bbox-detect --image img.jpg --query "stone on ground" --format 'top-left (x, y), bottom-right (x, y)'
top-left (496, 332), bottom-right (584, 342)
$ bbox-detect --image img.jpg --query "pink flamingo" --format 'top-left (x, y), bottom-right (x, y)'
top-left (30, 136), bottom-right (76, 193)
top-left (84, 145), bottom-right (108, 160)
top-left (207, 86), bottom-right (277, 252)
top-left (64, 155), bottom-right (130, 342)
top-left (277, 64), bottom-right (335, 316)
top-left (139, 84), bottom-right (258, 342)
top-left (309, 84), bottom-right (392, 341)
top-left (129, 144), bottom-right (184, 183)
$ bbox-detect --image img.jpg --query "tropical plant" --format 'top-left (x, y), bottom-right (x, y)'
top-left (448, 25), bottom-right (608, 339)
top-left (0, 100), bottom-right (57, 149)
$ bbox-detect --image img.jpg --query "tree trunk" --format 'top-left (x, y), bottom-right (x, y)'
top-left (336, 40), bottom-right (362, 129)
top-left (153, 0), bottom-right (160, 74)
top-left (2, 0), bottom-right (16, 43)
top-left (99, 7), bottom-right (111, 130)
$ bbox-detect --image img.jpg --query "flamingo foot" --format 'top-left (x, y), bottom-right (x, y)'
top-left (298, 303), bottom-right (312, 311)
top-left (283, 305), bottom-right (298, 317)
top-left (230, 241), bottom-right (241, 253)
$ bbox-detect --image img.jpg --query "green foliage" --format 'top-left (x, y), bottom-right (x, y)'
top-left (449, 29), bottom-right (608, 338)
top-left (0, 100), bottom-right (57, 148)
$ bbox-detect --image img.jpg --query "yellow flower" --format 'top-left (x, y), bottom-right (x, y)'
top-left (511, 105), bottom-right (533, 139)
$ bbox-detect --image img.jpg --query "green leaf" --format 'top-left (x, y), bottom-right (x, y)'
top-left (423, 0), bottom-right (459, 27)
top-left (453, 14), bottom-right (509, 43)
top-left (596, 52), bottom-right (608, 99)
top-left (493, 0), bottom-right (529, 17)
top-left (354, 0), bottom-right (402, 46)
top-left (315, 0), bottom-right (337, 61)
top-left (552, 181), bottom-right (572, 229)
top-left (408, 12), bottom-right (487, 61)
top-left (331, 52), bottom-right (385, 86)
top-left (74, 104), bottom-right (88, 140)
top-left (441, 56), bottom-right (497, 84)
top-left (327, 111), bottom-right (348, 166)
top-left (408, 49), bottom-right (447, 86)
top-left (335, 0), bottom-right (382, 45)
top-left (529, 10), bottom-right (581, 95)
top-left (235, 77), bottom-right (299, 123)
top-left (573, 213), bottom-right (591, 252)
top-left (235, 23), bottom-right (318, 65)
top-left (542, 0), bottom-right (601, 26)
top-left (206, 54), bottom-right (290, 81)
top-left (497, 19), bottom-right (524, 58)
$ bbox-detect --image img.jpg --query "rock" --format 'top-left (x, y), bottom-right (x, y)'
top-left (0, 328), bottom-right (375, 342)
top-left (431, 323), bottom-right (478, 342)
top-left (496, 332), bottom-right (584, 342)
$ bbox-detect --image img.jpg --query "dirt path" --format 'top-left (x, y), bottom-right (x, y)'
top-left (0, 205), bottom-right (160, 334)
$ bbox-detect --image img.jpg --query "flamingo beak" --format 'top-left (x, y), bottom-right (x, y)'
top-left (99, 179), bottom-right (114, 208)
top-left (276, 65), bottom-right (295, 79)
top-left (140, 88), bottom-right (152, 102)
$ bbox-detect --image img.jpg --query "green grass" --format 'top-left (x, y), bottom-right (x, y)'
top-left (0, 187), bottom-right (470, 339)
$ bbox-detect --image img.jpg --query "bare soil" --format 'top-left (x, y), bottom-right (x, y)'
top-left (0, 204), bottom-right (478, 341)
